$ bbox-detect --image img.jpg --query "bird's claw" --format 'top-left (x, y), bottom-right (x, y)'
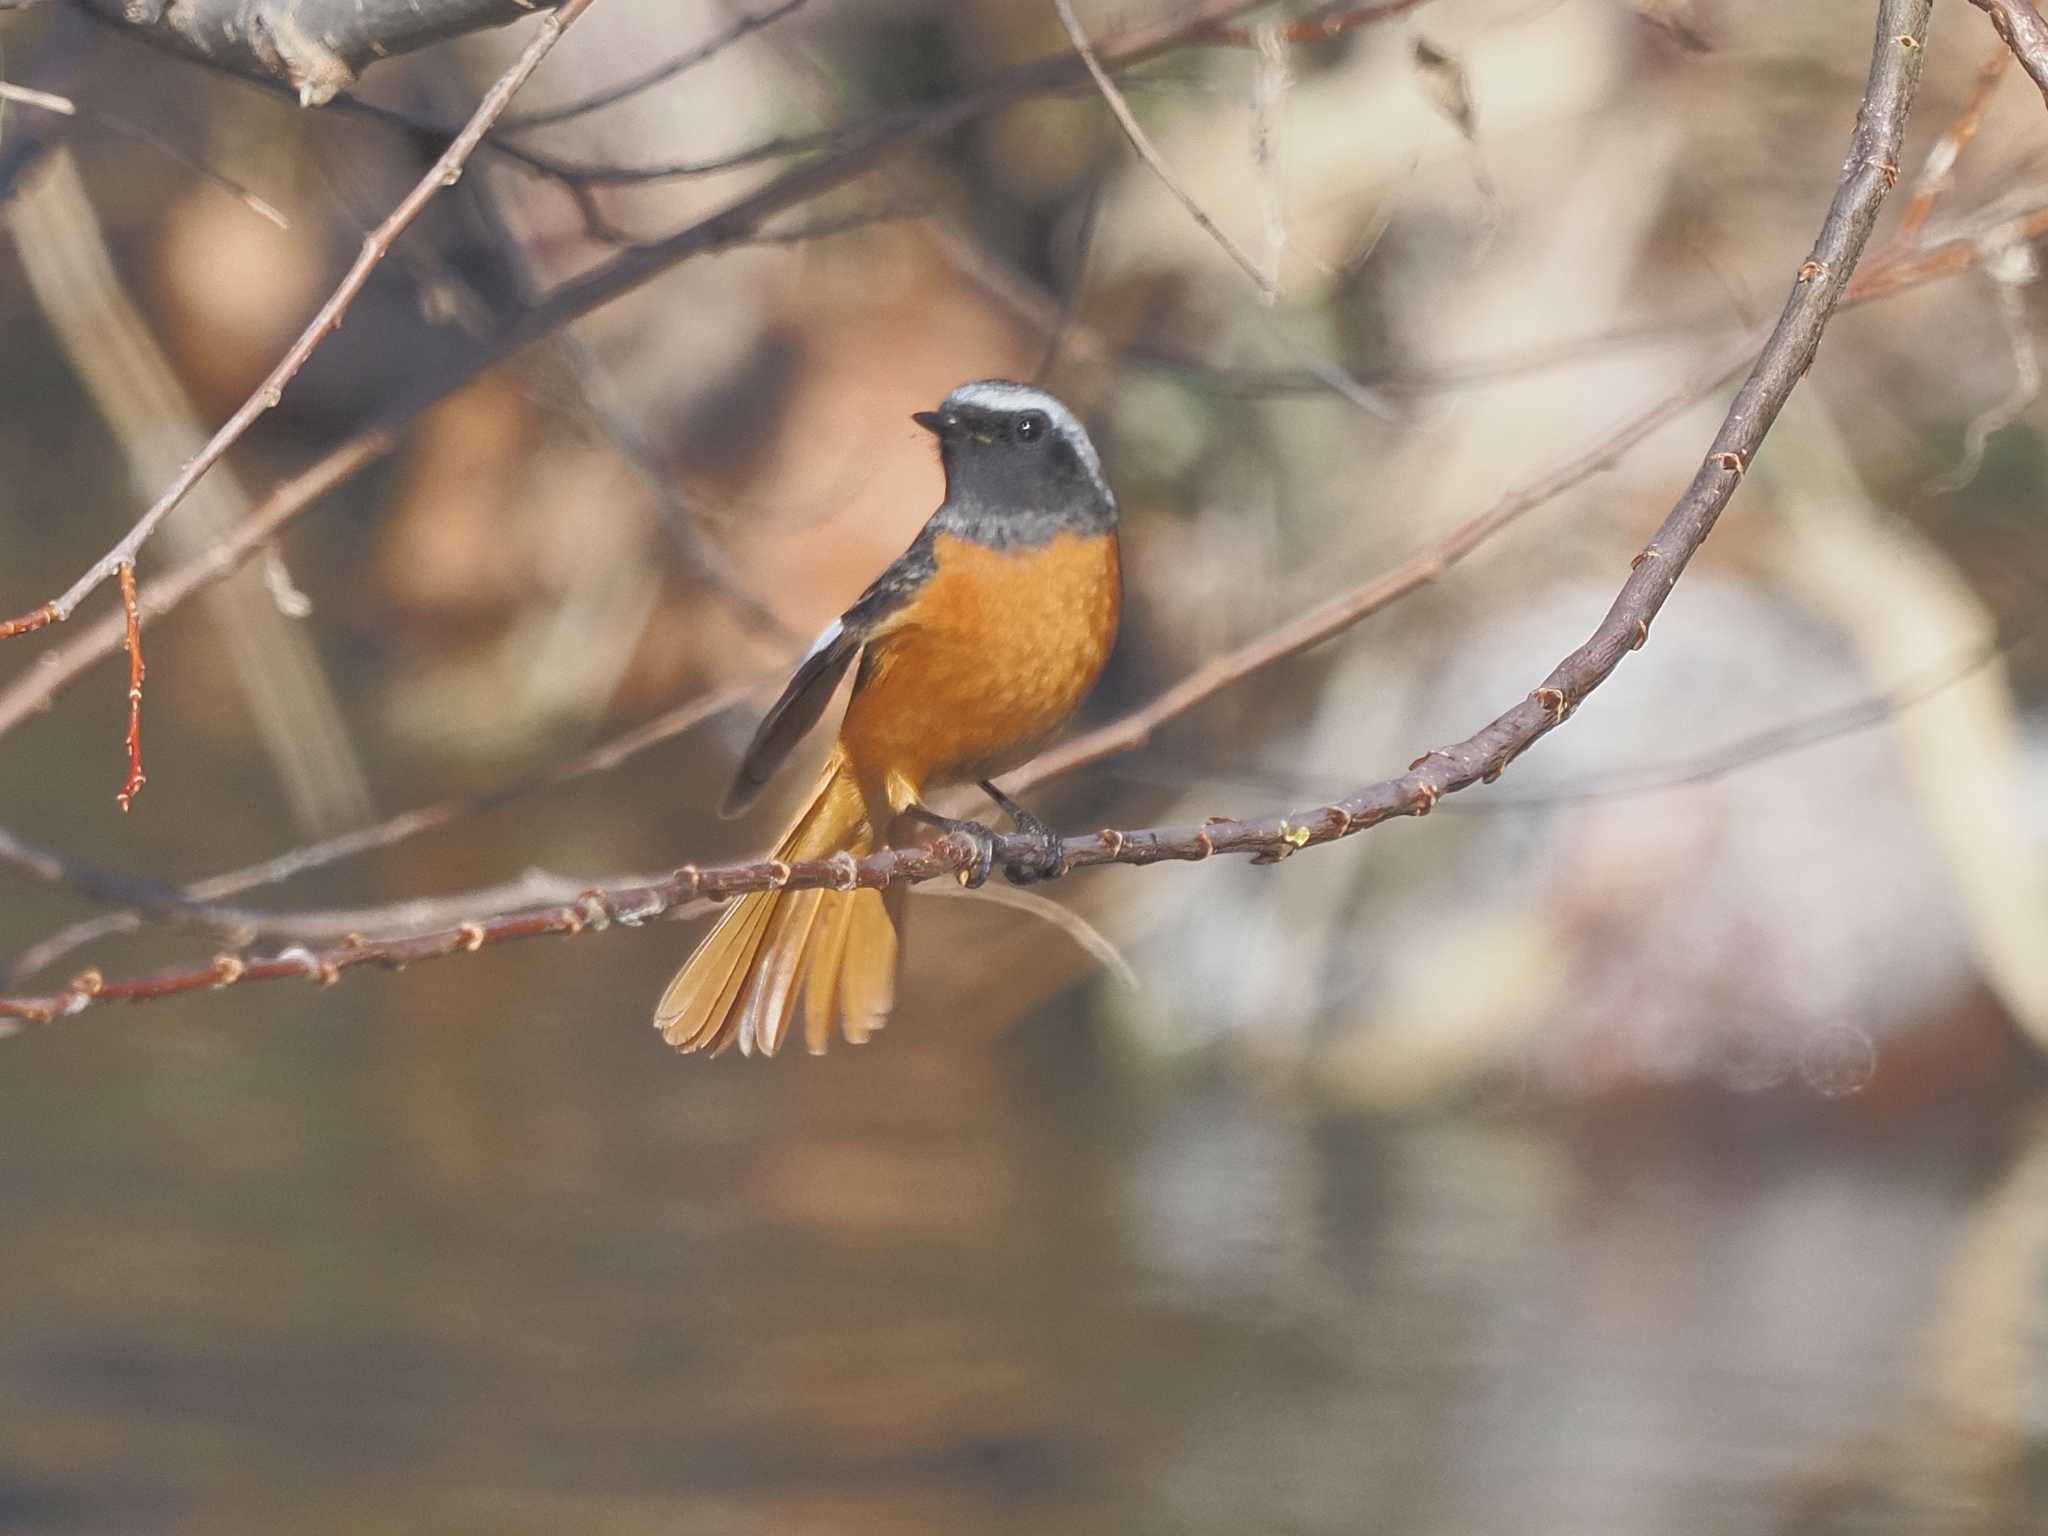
top-left (951, 820), bottom-right (997, 888)
top-left (1001, 807), bottom-right (1065, 886)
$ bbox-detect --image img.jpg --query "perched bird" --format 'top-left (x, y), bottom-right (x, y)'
top-left (654, 380), bottom-right (1123, 1057)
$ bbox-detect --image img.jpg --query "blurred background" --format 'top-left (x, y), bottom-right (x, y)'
top-left (3, 0), bottom-right (2048, 1529)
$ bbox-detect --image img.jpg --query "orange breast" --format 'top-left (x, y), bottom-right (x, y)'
top-left (837, 529), bottom-right (1121, 807)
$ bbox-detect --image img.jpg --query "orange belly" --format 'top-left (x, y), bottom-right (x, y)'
top-left (837, 530), bottom-right (1120, 809)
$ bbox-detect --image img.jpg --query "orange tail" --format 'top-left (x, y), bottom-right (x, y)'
top-left (655, 753), bottom-right (901, 1057)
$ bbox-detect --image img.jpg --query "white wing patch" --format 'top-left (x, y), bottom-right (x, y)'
top-left (797, 616), bottom-right (844, 669)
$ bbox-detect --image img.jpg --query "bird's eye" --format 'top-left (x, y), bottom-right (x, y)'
top-left (1013, 411), bottom-right (1050, 445)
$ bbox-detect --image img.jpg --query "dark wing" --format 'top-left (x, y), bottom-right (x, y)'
top-left (719, 528), bottom-right (939, 818)
top-left (721, 617), bottom-right (861, 817)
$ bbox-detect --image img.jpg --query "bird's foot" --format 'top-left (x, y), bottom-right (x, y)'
top-left (980, 781), bottom-right (1066, 886)
top-left (942, 817), bottom-right (998, 888)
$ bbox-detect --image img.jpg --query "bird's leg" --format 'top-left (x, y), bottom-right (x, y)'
top-left (899, 803), bottom-right (998, 889)
top-left (979, 780), bottom-right (1065, 886)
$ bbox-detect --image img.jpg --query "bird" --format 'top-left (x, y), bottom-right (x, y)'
top-left (653, 380), bottom-right (1123, 1058)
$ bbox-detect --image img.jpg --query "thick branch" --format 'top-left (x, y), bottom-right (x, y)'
top-left (71, 0), bottom-right (554, 105)
top-left (1968, 0), bottom-right (2048, 108)
top-left (0, 0), bottom-right (1936, 1033)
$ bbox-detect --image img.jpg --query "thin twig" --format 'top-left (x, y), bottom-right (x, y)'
top-left (1844, 199), bottom-right (2048, 301)
top-left (0, 0), bottom-right (1935, 1032)
top-left (1034, 174), bottom-right (1105, 382)
top-left (243, 31), bottom-right (1207, 202)
top-left (1053, 0), bottom-right (1277, 301)
top-left (501, 0), bottom-right (812, 129)
top-left (0, 433), bottom-right (397, 742)
top-left (114, 563), bottom-right (144, 811)
top-left (453, 158), bottom-right (799, 640)
top-left (0, 0), bottom-right (599, 642)
top-left (5, 679), bottom-right (765, 979)
top-left (1475, 631), bottom-right (2017, 805)
top-left (1084, 627), bottom-right (2018, 808)
top-left (1894, 43), bottom-right (2009, 243)
top-left (0, 80), bottom-right (289, 227)
top-left (0, 603), bottom-right (59, 640)
top-left (1969, 0), bottom-right (2048, 109)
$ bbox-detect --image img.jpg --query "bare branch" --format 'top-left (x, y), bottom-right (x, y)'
top-left (0, 0), bottom-right (599, 648)
top-left (1895, 43), bottom-right (2009, 243)
top-left (71, 0), bottom-right (559, 105)
top-left (1968, 0), bottom-right (2048, 109)
top-left (114, 563), bottom-right (144, 812)
top-left (1053, 0), bottom-right (1277, 301)
top-left (0, 0), bottom-right (1936, 1033)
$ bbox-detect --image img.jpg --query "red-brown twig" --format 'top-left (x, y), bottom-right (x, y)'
top-left (0, 0), bottom-right (1936, 1032)
top-left (114, 563), bottom-right (144, 812)
top-left (0, 603), bottom-right (60, 640)
top-left (1843, 200), bottom-right (2048, 304)
top-left (0, 433), bottom-right (395, 743)
top-left (1054, 0), bottom-right (1276, 300)
top-left (1969, 0), bottom-right (2048, 108)
top-left (1895, 43), bottom-right (2010, 243)
top-left (0, 0), bottom-right (598, 648)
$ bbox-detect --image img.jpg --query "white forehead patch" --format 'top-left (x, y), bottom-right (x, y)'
top-left (944, 379), bottom-right (1109, 500)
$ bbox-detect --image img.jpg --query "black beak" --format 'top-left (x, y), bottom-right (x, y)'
top-left (912, 410), bottom-right (945, 436)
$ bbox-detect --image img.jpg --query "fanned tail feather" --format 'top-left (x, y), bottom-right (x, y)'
top-left (655, 755), bottom-right (900, 1057)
